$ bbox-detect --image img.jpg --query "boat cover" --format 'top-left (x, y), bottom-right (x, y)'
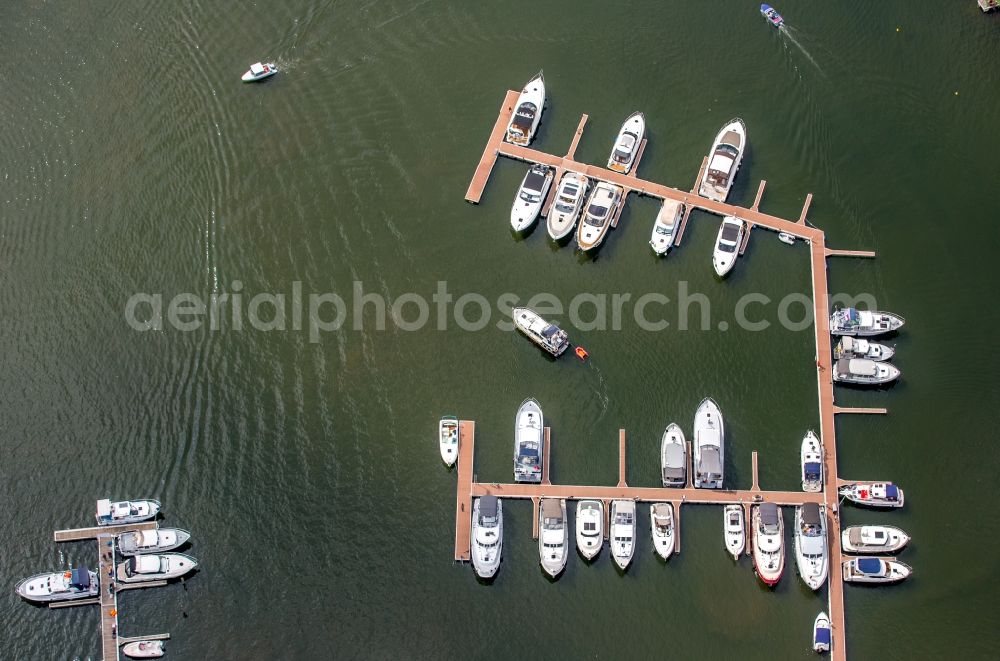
top-left (815, 627), bottom-right (831, 644)
top-left (70, 567), bottom-right (91, 587)
top-left (250, 62), bottom-right (265, 75)
top-left (664, 443), bottom-right (684, 467)
top-left (801, 502), bottom-right (821, 526)
top-left (760, 503), bottom-right (779, 527)
top-left (540, 499), bottom-right (562, 522)
top-left (804, 462), bottom-right (822, 478)
top-left (848, 528), bottom-right (864, 545)
top-left (699, 447), bottom-right (721, 475)
top-left (848, 359), bottom-right (878, 376)
top-left (523, 171), bottom-right (547, 193)
top-left (720, 222), bottom-right (741, 242)
top-left (721, 130), bottom-right (743, 148)
top-left (857, 558), bottom-right (883, 574)
top-left (884, 484), bottom-right (899, 500)
top-left (480, 496), bottom-right (498, 518)
top-left (541, 325), bottom-right (560, 338)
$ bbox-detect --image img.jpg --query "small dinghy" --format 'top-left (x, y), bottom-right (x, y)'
top-left (829, 307), bottom-right (905, 336)
top-left (649, 200), bottom-right (684, 255)
top-left (607, 112), bottom-right (645, 174)
top-left (842, 556), bottom-right (912, 584)
top-left (471, 496), bottom-right (503, 579)
top-left (510, 164), bottom-right (554, 231)
top-left (699, 118), bottom-right (747, 202)
top-left (723, 504), bottom-right (745, 560)
top-left (576, 181), bottom-right (623, 251)
top-left (841, 525), bottom-right (910, 554)
top-left (122, 641), bottom-right (165, 659)
top-left (547, 172), bottom-right (589, 240)
top-left (512, 307), bottom-right (570, 357)
top-left (650, 502), bottom-right (675, 560)
top-left (800, 431), bottom-right (823, 493)
top-left (610, 499), bottom-right (636, 570)
top-left (241, 61), bottom-right (278, 82)
top-left (839, 482), bottom-right (904, 508)
top-left (439, 415), bottom-right (459, 466)
top-left (505, 71), bottom-right (545, 146)
top-left (660, 423), bottom-right (687, 487)
top-left (778, 232), bottom-right (795, 245)
top-left (118, 528), bottom-right (191, 556)
top-left (833, 336), bottom-right (894, 362)
top-left (760, 4), bottom-right (784, 28)
top-left (813, 612), bottom-right (831, 653)
top-left (833, 358), bottom-right (900, 386)
top-left (96, 499), bottom-right (160, 525)
top-left (576, 500), bottom-right (604, 560)
top-left (712, 216), bottom-right (745, 277)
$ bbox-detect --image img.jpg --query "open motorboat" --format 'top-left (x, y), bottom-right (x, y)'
top-left (829, 308), bottom-right (905, 336)
top-left (712, 216), bottom-right (745, 277)
top-left (649, 200), bottom-right (684, 255)
top-left (800, 431), bottom-right (823, 493)
top-left (698, 118), bottom-right (747, 202)
top-left (510, 164), bottom-right (554, 231)
top-left (724, 504), bottom-right (745, 560)
top-left (241, 61), bottom-right (278, 82)
top-left (842, 556), bottom-right (912, 584)
top-left (96, 499), bottom-right (160, 525)
top-left (505, 71), bottom-right (545, 146)
top-left (839, 482), bottom-right (904, 508)
top-left (778, 232), bottom-right (796, 245)
top-left (760, 4), bottom-right (784, 28)
top-left (471, 496), bottom-right (503, 579)
top-left (650, 503), bottom-right (675, 560)
top-left (813, 612), bottom-right (832, 654)
top-left (752, 503), bottom-right (784, 586)
top-left (610, 500), bottom-right (636, 570)
top-left (660, 423), bottom-right (687, 487)
top-left (122, 641), bottom-right (166, 659)
top-left (512, 307), bottom-right (570, 357)
top-left (117, 553), bottom-right (198, 583)
top-left (794, 503), bottom-right (829, 590)
top-left (15, 567), bottom-right (98, 603)
top-left (538, 498), bottom-right (568, 577)
top-left (607, 112), bottom-right (645, 174)
top-left (833, 336), bottom-right (894, 362)
top-left (841, 525), bottom-right (910, 554)
top-left (693, 398), bottom-right (725, 489)
top-left (833, 358), bottom-right (900, 385)
top-left (439, 415), bottom-right (459, 466)
top-left (117, 528), bottom-right (191, 556)
top-left (576, 500), bottom-right (604, 560)
top-left (576, 181), bottom-right (623, 251)
top-left (513, 398), bottom-right (544, 482)
top-left (547, 172), bottom-right (589, 240)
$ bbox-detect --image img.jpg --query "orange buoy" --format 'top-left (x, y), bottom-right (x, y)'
top-left (574, 346), bottom-right (589, 361)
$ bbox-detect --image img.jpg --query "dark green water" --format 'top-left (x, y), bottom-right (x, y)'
top-left (2, 1), bottom-right (998, 659)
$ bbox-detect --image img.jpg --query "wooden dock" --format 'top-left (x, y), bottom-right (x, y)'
top-left (54, 521), bottom-right (157, 543)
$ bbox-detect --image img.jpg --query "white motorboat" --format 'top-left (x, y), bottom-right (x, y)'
top-left (576, 499), bottom-right (604, 560)
top-left (439, 415), bottom-right (459, 466)
top-left (698, 118), bottom-right (747, 202)
top-left (512, 307), bottom-right (570, 357)
top-left (660, 423), bottom-right (687, 487)
top-left (15, 567), bottom-right (98, 603)
top-left (471, 496), bottom-right (503, 579)
top-left (778, 232), bottom-right (796, 245)
top-left (122, 641), bottom-right (166, 659)
top-left (693, 397), bottom-right (725, 489)
top-left (610, 500), bottom-right (636, 570)
top-left (829, 308), bottom-right (905, 336)
top-left (510, 165), bottom-right (554, 231)
top-left (833, 358), bottom-right (900, 386)
top-left (839, 482), bottom-right (905, 508)
top-left (813, 612), bottom-right (832, 653)
top-left (752, 503), bottom-right (784, 586)
top-left (723, 504), bottom-right (745, 560)
top-left (842, 556), bottom-right (912, 584)
top-left (538, 498), bottom-right (568, 577)
top-left (833, 336), bottom-right (895, 362)
top-left (241, 61), bottom-right (278, 82)
top-left (607, 111), bottom-right (645, 174)
top-left (547, 172), bottom-right (589, 240)
top-left (650, 502), bottom-right (675, 560)
top-left (712, 216), bottom-right (745, 277)
top-left (117, 553), bottom-right (198, 583)
top-left (513, 398), bottom-right (544, 483)
top-left (96, 498), bottom-right (160, 525)
top-left (649, 200), bottom-right (684, 255)
top-left (800, 431), bottom-right (823, 493)
top-left (794, 503), bottom-right (829, 590)
top-left (576, 181), bottom-right (623, 251)
top-left (117, 528), bottom-right (192, 556)
top-left (841, 525), bottom-right (910, 554)
top-left (505, 71), bottom-right (546, 146)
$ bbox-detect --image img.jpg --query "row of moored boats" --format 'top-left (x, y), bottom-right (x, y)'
top-left (829, 307), bottom-right (905, 385)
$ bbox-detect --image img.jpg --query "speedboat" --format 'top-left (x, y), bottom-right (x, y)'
top-left (576, 182), bottom-right (623, 251)
top-left (712, 216), bottom-right (745, 277)
top-left (813, 612), bottom-right (832, 653)
top-left (117, 528), bottom-right (192, 556)
top-left (512, 307), bottom-right (570, 357)
top-left (839, 482), bottom-right (904, 508)
top-left (439, 415), bottom-right (459, 466)
top-left (576, 500), bottom-right (604, 560)
top-left (829, 308), bottom-right (905, 336)
top-left (122, 641), bottom-right (166, 659)
top-left (649, 200), bottom-right (684, 255)
top-left (841, 525), bottom-right (910, 554)
top-left (833, 358), bottom-right (900, 385)
top-left (794, 503), bottom-right (829, 590)
top-left (471, 496), bottom-right (503, 579)
top-left (660, 423), bottom-right (687, 487)
top-left (693, 398), bottom-right (725, 489)
top-left (778, 232), bottom-right (796, 245)
top-left (698, 118), bottom-right (747, 202)
top-left (510, 165), bottom-right (553, 231)
top-left (724, 504), bottom-right (745, 560)
top-left (513, 398), bottom-right (544, 483)
top-left (650, 503), bottom-right (675, 560)
top-left (15, 567), bottom-right (98, 603)
top-left (505, 71), bottom-right (546, 146)
top-left (117, 553), bottom-right (198, 583)
top-left (96, 498), bottom-right (161, 525)
top-left (752, 503), bottom-right (784, 586)
top-left (760, 4), bottom-right (784, 28)
top-left (538, 498), bottom-right (568, 577)
top-left (547, 172), bottom-right (590, 240)
top-left (800, 431), bottom-right (823, 493)
top-left (833, 336), bottom-right (894, 362)
top-left (607, 112), bottom-right (645, 174)
top-left (842, 556), bottom-right (912, 584)
top-left (241, 62), bottom-right (278, 82)
top-left (610, 500), bottom-right (636, 570)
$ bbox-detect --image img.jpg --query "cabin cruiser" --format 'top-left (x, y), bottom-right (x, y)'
top-left (833, 358), bottom-right (900, 385)
top-left (117, 528), bottom-right (192, 556)
top-left (800, 431), bottom-right (823, 493)
top-left (833, 336), bottom-right (894, 362)
top-left (439, 415), bottom-right (459, 466)
top-left (117, 553), bottom-right (198, 583)
top-left (505, 71), bottom-right (545, 146)
top-left (760, 4), bottom-right (784, 28)
top-left (122, 641), bottom-right (166, 659)
top-left (839, 482), bottom-right (904, 508)
top-left (794, 503), bottom-right (829, 590)
top-left (241, 62), bottom-right (277, 82)
top-left (698, 118), bottom-right (747, 202)
top-left (576, 500), bottom-right (604, 560)
top-left (660, 423), bottom-right (687, 487)
top-left (610, 500), bottom-right (636, 570)
top-left (513, 398), bottom-right (544, 482)
top-left (96, 498), bottom-right (160, 525)
top-left (752, 503), bottom-right (784, 586)
top-left (842, 556), bottom-right (912, 584)
top-left (693, 398), bottom-right (725, 489)
top-left (607, 112), bottom-right (645, 174)
top-left (471, 496), bottom-right (503, 578)
top-left (829, 308), bottom-right (905, 336)
top-left (841, 525), bottom-right (910, 554)
top-left (650, 503), bottom-right (675, 560)
top-left (512, 307), bottom-right (570, 357)
top-left (510, 165), bottom-right (553, 231)
top-left (15, 567), bottom-right (98, 602)
top-left (576, 182), bottom-right (623, 251)
top-left (649, 200), bottom-right (684, 255)
top-left (813, 612), bottom-right (832, 653)
top-left (538, 498), bottom-right (568, 577)
top-left (712, 216), bottom-right (745, 277)
top-left (724, 505), bottom-right (745, 560)
top-left (547, 172), bottom-right (589, 240)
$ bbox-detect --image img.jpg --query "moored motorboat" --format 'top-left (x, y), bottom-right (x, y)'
top-left (610, 499), bottom-right (636, 570)
top-left (829, 308), bottom-right (905, 336)
top-left (116, 553), bottom-right (198, 583)
top-left (505, 71), bottom-right (546, 146)
top-left (471, 496), bottom-right (503, 579)
top-left (839, 482), bottom-right (904, 508)
top-left (800, 431), bottom-right (823, 493)
top-left (538, 498), bottom-right (568, 577)
top-left (778, 232), bottom-right (795, 245)
top-left (547, 172), bottom-right (590, 240)
top-left (794, 503), bottom-right (829, 590)
top-left (576, 500), bottom-right (604, 560)
top-left (117, 528), bottom-right (192, 556)
top-left (241, 62), bottom-right (277, 82)
top-left (122, 641), bottom-right (166, 659)
top-left (607, 112), bottom-right (645, 174)
top-left (698, 118), bottom-right (747, 202)
top-left (96, 499), bottom-right (160, 525)
top-left (512, 307), bottom-right (569, 357)
top-left (813, 612), bottom-right (832, 653)
top-left (833, 336), bottom-right (894, 362)
top-left (752, 503), bottom-right (784, 586)
top-left (439, 415), bottom-right (459, 466)
top-left (842, 556), bottom-right (912, 584)
top-left (510, 165), bottom-right (554, 231)
top-left (724, 504), bottom-right (745, 560)
top-left (650, 502), bottom-right (675, 560)
top-left (760, 4), bottom-right (784, 28)
top-left (693, 398), bottom-right (725, 489)
top-left (712, 216), bottom-right (745, 277)
top-left (660, 423), bottom-right (687, 487)
top-left (513, 398), bottom-right (544, 483)
top-left (15, 567), bottom-right (98, 603)
top-left (841, 525), bottom-right (910, 554)
top-left (833, 358), bottom-right (900, 386)
top-left (649, 200), bottom-right (684, 255)
top-left (576, 181), bottom-right (623, 251)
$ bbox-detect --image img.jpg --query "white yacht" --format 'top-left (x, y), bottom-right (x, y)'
top-left (839, 482), bottom-right (904, 508)
top-left (510, 165), bottom-right (553, 231)
top-left (122, 641), bottom-right (166, 659)
top-left (794, 503), bottom-right (829, 590)
top-left (813, 612), bottom-right (832, 653)
top-left (96, 498), bottom-right (160, 525)
top-left (660, 423), bottom-right (687, 487)
top-left (693, 398), bottom-right (725, 489)
top-left (576, 500), bottom-right (604, 560)
top-left (800, 431), bottom-right (823, 493)
top-left (841, 525), bottom-right (910, 554)
top-left (117, 528), bottom-right (191, 556)
top-left (752, 503), bottom-right (784, 586)
top-left (649, 200), bottom-right (684, 255)
top-left (834, 336), bottom-right (895, 362)
top-left (512, 307), bottom-right (570, 357)
top-left (833, 358), bottom-right (900, 386)
top-left (538, 498), bottom-right (568, 577)
top-left (723, 504), bottom-right (745, 560)
top-left (439, 415), bottom-right (459, 466)
top-left (607, 111), bottom-right (645, 174)
top-left (505, 71), bottom-right (545, 146)
top-left (842, 556), bottom-right (912, 584)
top-left (610, 500), bottom-right (636, 570)
top-left (698, 118), bottom-right (747, 202)
top-left (576, 182), bottom-right (623, 251)
top-left (650, 503), bottom-right (675, 560)
top-left (16, 567), bottom-right (98, 603)
top-left (117, 553), bottom-right (198, 583)
top-left (547, 172), bottom-right (589, 240)
top-left (513, 398), bottom-right (544, 483)
top-left (471, 496), bottom-right (503, 579)
top-left (712, 216), bottom-right (745, 277)
top-left (241, 62), bottom-right (277, 82)
top-left (829, 308), bottom-right (905, 336)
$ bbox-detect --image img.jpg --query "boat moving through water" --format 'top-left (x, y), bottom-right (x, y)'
top-left (241, 62), bottom-right (277, 82)
top-left (512, 307), bottom-right (569, 357)
top-left (760, 4), bottom-right (784, 28)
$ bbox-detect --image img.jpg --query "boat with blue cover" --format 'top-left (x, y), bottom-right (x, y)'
top-left (512, 308), bottom-right (569, 357)
top-left (800, 430), bottom-right (823, 492)
top-left (760, 4), bottom-right (784, 28)
top-left (16, 566), bottom-right (98, 602)
top-left (840, 482), bottom-right (905, 508)
top-left (813, 612), bottom-right (831, 653)
top-left (842, 556), bottom-right (912, 584)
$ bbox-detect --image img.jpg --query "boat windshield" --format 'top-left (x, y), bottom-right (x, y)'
top-left (585, 206), bottom-right (608, 226)
top-left (655, 225), bottom-right (674, 235)
top-left (554, 202), bottom-right (574, 213)
top-left (718, 242), bottom-right (737, 254)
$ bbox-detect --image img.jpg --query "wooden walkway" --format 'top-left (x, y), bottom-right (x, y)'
top-left (54, 521), bottom-right (157, 543)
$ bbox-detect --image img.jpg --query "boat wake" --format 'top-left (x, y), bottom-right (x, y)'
top-left (781, 27), bottom-right (823, 74)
